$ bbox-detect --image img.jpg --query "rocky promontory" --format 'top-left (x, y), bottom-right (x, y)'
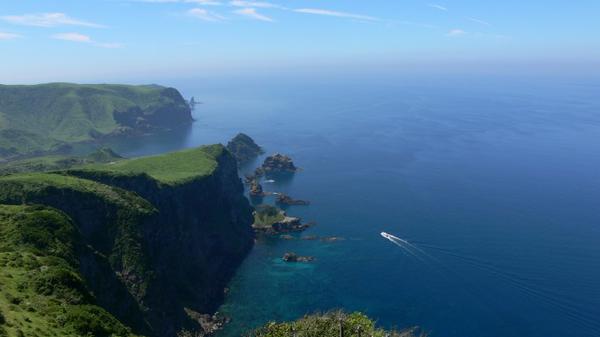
top-left (252, 204), bottom-right (311, 234)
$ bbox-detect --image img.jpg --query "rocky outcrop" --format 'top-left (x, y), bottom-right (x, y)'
top-left (275, 193), bottom-right (310, 206)
top-left (255, 153), bottom-right (297, 177)
top-left (282, 252), bottom-right (314, 263)
top-left (249, 180), bottom-right (265, 197)
top-left (226, 133), bottom-right (263, 163)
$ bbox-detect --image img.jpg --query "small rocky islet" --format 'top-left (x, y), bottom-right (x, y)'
top-left (226, 132), bottom-right (264, 164)
top-left (282, 252), bottom-right (315, 263)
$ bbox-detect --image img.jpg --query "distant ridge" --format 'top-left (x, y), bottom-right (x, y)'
top-left (0, 83), bottom-right (193, 161)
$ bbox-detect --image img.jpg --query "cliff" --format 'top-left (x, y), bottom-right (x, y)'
top-left (0, 145), bottom-right (253, 337)
top-left (0, 83), bottom-right (193, 161)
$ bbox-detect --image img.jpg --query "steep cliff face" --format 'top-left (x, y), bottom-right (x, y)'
top-left (0, 145), bottom-right (254, 337)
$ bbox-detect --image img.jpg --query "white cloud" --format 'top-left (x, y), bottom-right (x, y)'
top-left (233, 8), bottom-right (273, 22)
top-left (1, 13), bottom-right (105, 28)
top-left (52, 32), bottom-right (92, 43)
top-left (293, 8), bottom-right (378, 21)
top-left (230, 1), bottom-right (283, 9)
top-left (51, 32), bottom-right (123, 48)
top-left (447, 29), bottom-right (466, 37)
top-left (187, 8), bottom-right (226, 21)
top-left (0, 32), bottom-right (21, 40)
top-left (467, 17), bottom-right (491, 26)
top-left (428, 4), bottom-right (448, 11)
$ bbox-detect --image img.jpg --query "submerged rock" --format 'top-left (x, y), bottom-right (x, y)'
top-left (276, 193), bottom-right (310, 206)
top-left (226, 133), bottom-right (263, 163)
top-left (282, 252), bottom-right (314, 263)
top-left (321, 236), bottom-right (345, 243)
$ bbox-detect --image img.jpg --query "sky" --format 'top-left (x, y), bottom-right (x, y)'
top-left (1, 0), bottom-right (600, 83)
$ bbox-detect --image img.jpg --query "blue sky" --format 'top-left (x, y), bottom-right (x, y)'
top-left (1, 0), bottom-right (599, 82)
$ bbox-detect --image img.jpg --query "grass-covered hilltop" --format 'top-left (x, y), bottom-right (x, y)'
top-left (0, 83), bottom-right (192, 161)
top-left (0, 144), bottom-right (254, 337)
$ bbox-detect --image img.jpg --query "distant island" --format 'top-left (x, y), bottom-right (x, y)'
top-left (0, 83), bottom-right (193, 161)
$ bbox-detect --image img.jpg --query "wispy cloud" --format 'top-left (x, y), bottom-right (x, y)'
top-left (1, 13), bottom-right (105, 28)
top-left (52, 32), bottom-right (92, 43)
top-left (137, 0), bottom-right (222, 4)
top-left (233, 8), bottom-right (273, 22)
top-left (187, 8), bottom-right (226, 21)
top-left (447, 29), bottom-right (466, 37)
top-left (0, 32), bottom-right (21, 40)
top-left (51, 32), bottom-right (122, 48)
top-left (467, 17), bottom-right (491, 26)
top-left (427, 4), bottom-right (448, 11)
top-left (294, 8), bottom-right (378, 21)
top-left (230, 1), bottom-right (284, 9)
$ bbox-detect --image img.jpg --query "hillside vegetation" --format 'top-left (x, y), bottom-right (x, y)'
top-left (0, 148), bottom-right (123, 176)
top-left (0, 145), bottom-right (254, 337)
top-left (0, 83), bottom-right (192, 161)
top-left (253, 311), bottom-right (426, 337)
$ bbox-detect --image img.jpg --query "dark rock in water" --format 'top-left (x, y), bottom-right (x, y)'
top-left (249, 180), bottom-right (265, 197)
top-left (283, 252), bottom-right (314, 263)
top-left (276, 193), bottom-right (310, 206)
top-left (226, 133), bottom-right (263, 163)
top-left (255, 153), bottom-right (297, 177)
top-left (244, 174), bottom-right (256, 184)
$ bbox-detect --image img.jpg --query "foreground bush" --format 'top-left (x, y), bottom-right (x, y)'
top-left (252, 311), bottom-right (426, 337)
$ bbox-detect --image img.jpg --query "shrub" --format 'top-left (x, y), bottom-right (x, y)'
top-left (252, 311), bottom-right (426, 337)
top-left (64, 305), bottom-right (130, 337)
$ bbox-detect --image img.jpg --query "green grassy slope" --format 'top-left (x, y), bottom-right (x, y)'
top-left (0, 83), bottom-right (192, 160)
top-left (0, 145), bottom-right (254, 336)
top-left (0, 204), bottom-right (139, 337)
top-left (0, 148), bottom-right (123, 176)
top-left (75, 144), bottom-right (223, 185)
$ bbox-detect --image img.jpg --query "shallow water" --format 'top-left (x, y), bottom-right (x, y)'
top-left (107, 73), bottom-right (600, 337)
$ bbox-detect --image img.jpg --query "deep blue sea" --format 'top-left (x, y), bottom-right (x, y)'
top-left (106, 73), bottom-right (600, 337)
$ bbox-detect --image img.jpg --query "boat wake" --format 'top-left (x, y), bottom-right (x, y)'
top-left (380, 231), bottom-right (600, 334)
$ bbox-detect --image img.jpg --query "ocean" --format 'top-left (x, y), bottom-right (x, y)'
top-left (105, 72), bottom-right (600, 337)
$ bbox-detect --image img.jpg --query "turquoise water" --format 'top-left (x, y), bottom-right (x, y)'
top-left (108, 73), bottom-right (600, 337)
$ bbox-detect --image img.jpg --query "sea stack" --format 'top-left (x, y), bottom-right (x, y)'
top-left (226, 133), bottom-right (264, 163)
